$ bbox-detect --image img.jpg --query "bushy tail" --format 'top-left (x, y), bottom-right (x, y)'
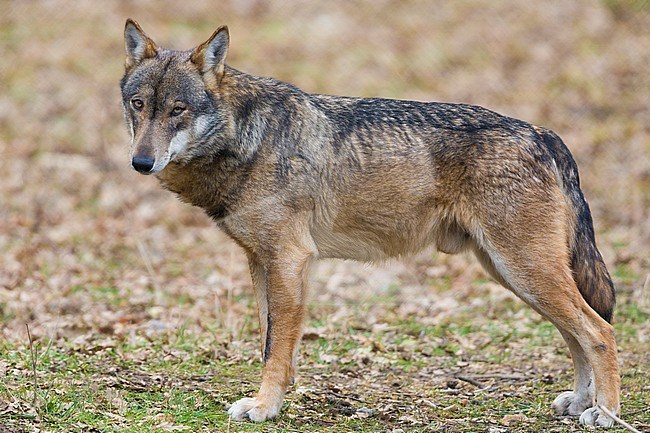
top-left (540, 128), bottom-right (616, 323)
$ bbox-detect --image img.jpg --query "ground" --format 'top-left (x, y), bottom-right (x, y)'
top-left (0, 1), bottom-right (648, 432)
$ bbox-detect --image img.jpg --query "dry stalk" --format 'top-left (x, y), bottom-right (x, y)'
top-left (25, 324), bottom-right (38, 408)
top-left (598, 405), bottom-right (643, 433)
top-left (136, 238), bottom-right (161, 292)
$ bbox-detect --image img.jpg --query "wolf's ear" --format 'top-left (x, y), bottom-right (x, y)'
top-left (191, 26), bottom-right (230, 84)
top-left (124, 19), bottom-right (158, 70)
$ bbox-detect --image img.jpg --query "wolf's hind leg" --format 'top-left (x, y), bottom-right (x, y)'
top-left (472, 236), bottom-right (619, 427)
top-left (552, 331), bottom-right (595, 416)
top-left (552, 330), bottom-right (595, 416)
top-left (473, 244), bottom-right (594, 416)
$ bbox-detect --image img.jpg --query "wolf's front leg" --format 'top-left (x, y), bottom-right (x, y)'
top-left (228, 250), bottom-right (312, 422)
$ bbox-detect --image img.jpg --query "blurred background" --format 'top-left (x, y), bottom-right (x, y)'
top-left (0, 0), bottom-right (648, 386)
top-left (0, 1), bottom-right (649, 431)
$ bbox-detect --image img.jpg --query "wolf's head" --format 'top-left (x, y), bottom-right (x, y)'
top-left (120, 19), bottom-right (231, 174)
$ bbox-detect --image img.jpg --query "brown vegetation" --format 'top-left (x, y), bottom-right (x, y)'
top-left (0, 1), bottom-right (648, 432)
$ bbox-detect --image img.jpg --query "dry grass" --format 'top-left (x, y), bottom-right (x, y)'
top-left (0, 1), bottom-right (648, 432)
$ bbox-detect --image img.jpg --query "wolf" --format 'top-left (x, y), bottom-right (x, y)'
top-left (120, 19), bottom-right (620, 426)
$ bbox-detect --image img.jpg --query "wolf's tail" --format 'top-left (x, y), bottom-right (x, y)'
top-left (540, 128), bottom-right (615, 323)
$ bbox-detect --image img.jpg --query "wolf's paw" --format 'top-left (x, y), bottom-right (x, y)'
top-left (227, 397), bottom-right (281, 422)
top-left (579, 406), bottom-right (616, 427)
top-left (552, 391), bottom-right (593, 416)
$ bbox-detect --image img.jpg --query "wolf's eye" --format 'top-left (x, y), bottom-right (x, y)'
top-left (171, 105), bottom-right (186, 116)
top-left (131, 98), bottom-right (144, 110)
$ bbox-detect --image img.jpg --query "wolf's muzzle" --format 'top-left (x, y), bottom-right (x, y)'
top-left (132, 156), bottom-right (155, 174)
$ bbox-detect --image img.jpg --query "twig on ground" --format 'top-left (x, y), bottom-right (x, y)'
top-left (327, 390), bottom-right (365, 403)
top-left (455, 375), bottom-right (487, 389)
top-left (598, 405), bottom-right (642, 433)
top-left (26, 324), bottom-right (38, 408)
top-left (464, 374), bottom-right (527, 380)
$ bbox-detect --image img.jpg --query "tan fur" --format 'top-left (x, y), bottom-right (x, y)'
top-left (121, 21), bottom-right (620, 426)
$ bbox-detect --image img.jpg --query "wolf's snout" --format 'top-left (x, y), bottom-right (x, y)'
top-left (132, 156), bottom-right (155, 174)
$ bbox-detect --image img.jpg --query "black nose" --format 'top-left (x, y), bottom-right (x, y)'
top-left (132, 156), bottom-right (155, 173)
